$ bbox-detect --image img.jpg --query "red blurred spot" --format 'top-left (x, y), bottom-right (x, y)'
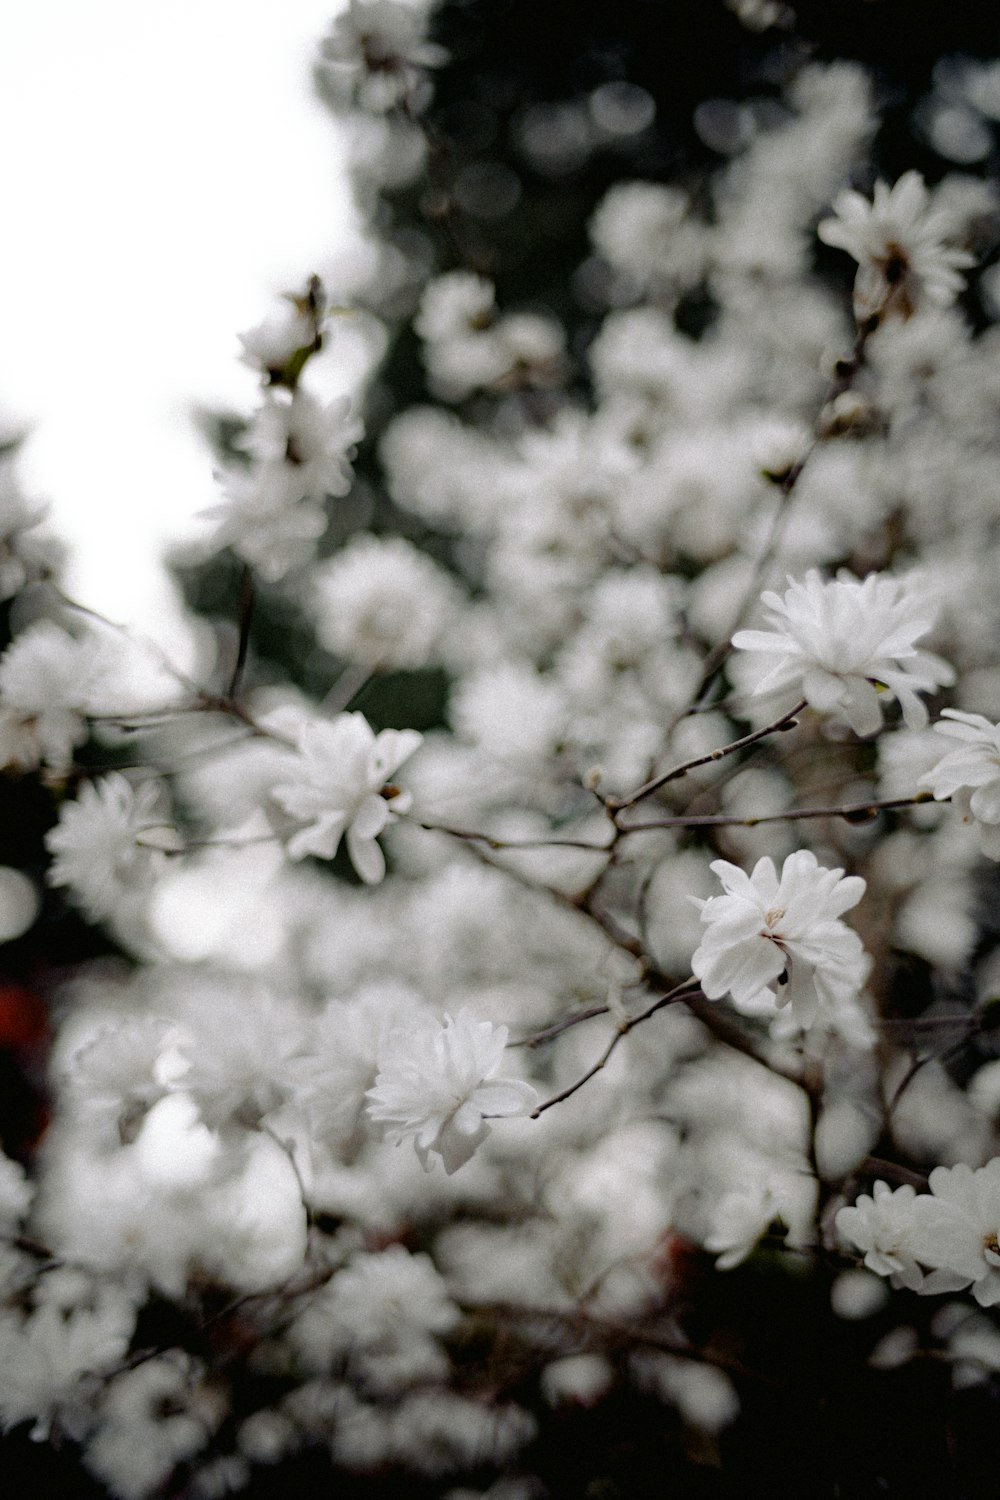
top-left (0, 985), bottom-right (48, 1051)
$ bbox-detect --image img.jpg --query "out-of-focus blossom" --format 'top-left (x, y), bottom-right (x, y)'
top-left (0, 621), bottom-right (97, 770)
top-left (921, 709), bottom-right (1000, 857)
top-left (271, 711), bottom-right (422, 881)
top-left (312, 533), bottom-right (461, 668)
top-left (319, 0), bottom-right (447, 114)
top-left (46, 773), bottom-right (177, 921)
top-left (366, 1009), bottom-right (537, 1173)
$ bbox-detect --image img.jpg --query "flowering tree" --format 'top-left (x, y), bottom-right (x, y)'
top-left (6, 2), bottom-right (1000, 1495)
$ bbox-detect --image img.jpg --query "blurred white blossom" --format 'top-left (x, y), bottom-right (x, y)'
top-left (366, 1009), bottom-right (537, 1172)
top-left (271, 711), bottom-right (422, 880)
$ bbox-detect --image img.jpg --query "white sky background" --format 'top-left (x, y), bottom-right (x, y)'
top-left (0, 0), bottom-right (354, 655)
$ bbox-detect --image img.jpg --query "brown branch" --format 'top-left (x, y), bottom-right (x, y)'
top-left (227, 563), bottom-right (256, 698)
top-left (607, 700), bottom-right (807, 812)
top-left (618, 791), bottom-right (939, 835)
top-left (530, 978), bottom-right (703, 1117)
top-left (685, 311), bottom-right (880, 713)
top-left (407, 816), bottom-right (613, 853)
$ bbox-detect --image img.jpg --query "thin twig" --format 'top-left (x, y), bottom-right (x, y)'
top-left (529, 978), bottom-right (703, 1117)
top-left (511, 1004), bottom-right (616, 1048)
top-left (684, 312), bottom-right (880, 712)
top-left (407, 816), bottom-right (612, 853)
top-left (607, 700), bottom-right (808, 812)
top-left (55, 587), bottom-right (204, 697)
top-left (617, 791), bottom-right (939, 835)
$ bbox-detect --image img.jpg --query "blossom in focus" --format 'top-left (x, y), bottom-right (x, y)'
top-left (908, 1160), bottom-right (1000, 1307)
top-left (818, 170), bottom-right (974, 320)
top-left (271, 711), bottom-right (422, 881)
top-left (834, 1180), bottom-right (926, 1291)
top-left (732, 569), bottom-right (954, 736)
top-left (690, 850), bottom-right (870, 1033)
top-left (920, 710), bottom-right (1000, 858)
top-left (366, 1009), bottom-right (537, 1173)
top-left (46, 773), bottom-right (177, 921)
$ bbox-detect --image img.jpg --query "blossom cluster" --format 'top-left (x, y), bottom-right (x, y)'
top-left (4, 2), bottom-right (1000, 1496)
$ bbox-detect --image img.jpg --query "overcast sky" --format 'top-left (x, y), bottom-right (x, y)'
top-left (0, 1), bottom-right (353, 650)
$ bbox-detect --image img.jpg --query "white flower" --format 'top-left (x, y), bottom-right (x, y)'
top-left (319, 0), bottom-right (447, 114)
top-left (237, 390), bottom-right (362, 501)
top-left (703, 1184), bottom-right (781, 1270)
top-left (206, 392), bottom-right (362, 581)
top-left (0, 621), bottom-right (96, 770)
top-left (271, 711), bottom-right (422, 882)
top-left (691, 850), bottom-right (869, 1032)
top-left (46, 773), bottom-right (176, 921)
top-left (920, 710), bottom-right (1000, 858)
top-left (366, 1009), bottom-right (537, 1174)
top-left (238, 299), bottom-right (318, 378)
top-left (416, 272), bottom-right (497, 344)
top-left (416, 273), bottom-right (513, 400)
top-left (83, 1352), bottom-right (220, 1500)
top-left (0, 867), bottom-right (39, 943)
top-left (589, 181), bottom-right (705, 292)
top-left (834, 1180), bottom-right (926, 1290)
top-left (909, 1160), bottom-right (1000, 1306)
top-left (0, 1293), bottom-right (134, 1440)
top-left (818, 170), bottom-right (974, 320)
top-left (312, 533), bottom-right (461, 669)
top-left (0, 458), bottom-right (51, 600)
top-left (732, 569), bottom-right (954, 735)
top-left (297, 984), bottom-right (427, 1144)
top-left (0, 1152), bottom-right (33, 1229)
top-left (206, 463), bottom-right (328, 582)
top-left (308, 1246), bottom-right (460, 1348)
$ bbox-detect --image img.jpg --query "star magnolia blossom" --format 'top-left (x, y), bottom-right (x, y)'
top-left (732, 569), bottom-right (954, 736)
top-left (45, 773), bottom-right (177, 921)
top-left (0, 621), bottom-right (96, 771)
top-left (908, 1161), bottom-right (1000, 1308)
top-left (834, 1181), bottom-right (926, 1291)
top-left (818, 170), bottom-right (974, 321)
top-left (920, 710), bottom-right (1000, 858)
top-left (366, 1009), bottom-right (538, 1174)
top-left (690, 850), bottom-right (870, 1033)
top-left (271, 712), bottom-right (422, 882)
top-left (839, 1162), bottom-right (1000, 1308)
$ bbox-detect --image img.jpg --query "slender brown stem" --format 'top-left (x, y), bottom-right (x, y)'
top-left (529, 978), bottom-right (702, 1117)
top-left (618, 791), bottom-right (939, 834)
top-left (227, 564), bottom-right (256, 698)
top-left (608, 701), bottom-right (807, 812)
top-left (511, 1003), bottom-right (616, 1048)
top-left (408, 817), bottom-right (612, 853)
